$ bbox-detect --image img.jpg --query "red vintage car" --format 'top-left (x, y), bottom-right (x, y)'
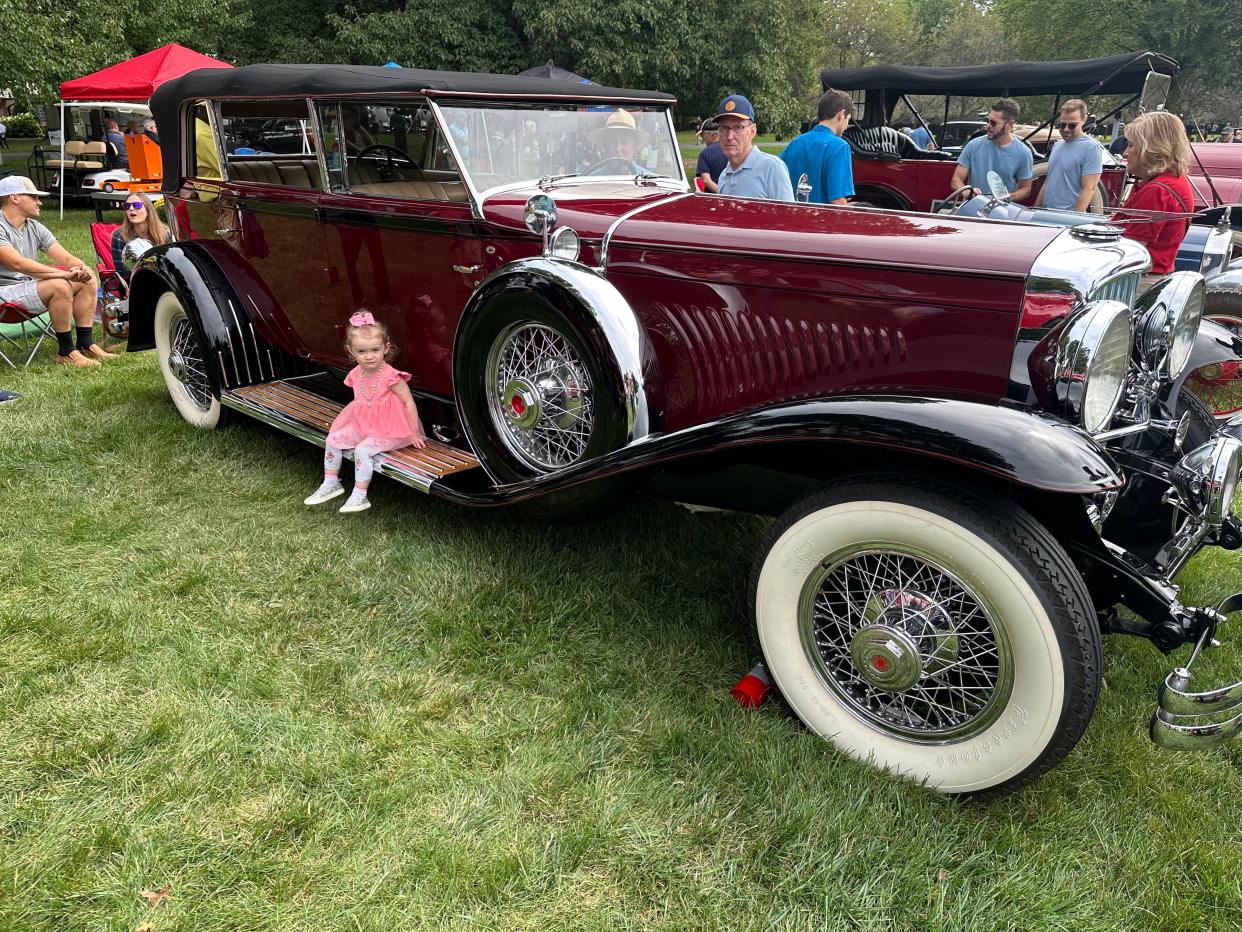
top-left (818, 52), bottom-right (1178, 212)
top-left (129, 64), bottom-right (1242, 797)
top-left (1189, 142), bottom-right (1242, 210)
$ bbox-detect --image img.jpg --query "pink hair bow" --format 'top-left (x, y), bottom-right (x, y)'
top-left (349, 311), bottom-right (375, 327)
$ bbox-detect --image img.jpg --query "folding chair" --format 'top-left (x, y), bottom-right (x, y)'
top-left (90, 220), bottom-right (129, 342)
top-left (0, 301), bottom-right (55, 368)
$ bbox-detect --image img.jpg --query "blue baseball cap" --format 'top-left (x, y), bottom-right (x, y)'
top-left (715, 94), bottom-right (756, 123)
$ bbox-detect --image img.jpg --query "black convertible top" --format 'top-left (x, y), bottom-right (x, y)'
top-left (152, 63), bottom-right (675, 191)
top-left (820, 52), bottom-right (1179, 97)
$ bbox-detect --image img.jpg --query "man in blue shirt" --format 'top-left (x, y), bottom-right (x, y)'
top-left (696, 119), bottom-right (727, 192)
top-left (950, 98), bottom-right (1033, 201)
top-left (1035, 99), bottom-right (1103, 212)
top-left (910, 124), bottom-right (933, 149)
top-left (715, 95), bottom-right (794, 202)
top-left (103, 118), bottom-right (128, 170)
top-left (779, 89), bottom-right (854, 205)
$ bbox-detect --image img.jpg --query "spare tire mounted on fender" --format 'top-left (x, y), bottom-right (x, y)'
top-left (453, 261), bottom-right (654, 484)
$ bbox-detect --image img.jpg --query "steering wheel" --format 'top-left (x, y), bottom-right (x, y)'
top-left (585, 156), bottom-right (637, 176)
top-left (356, 143), bottom-right (428, 183)
top-left (937, 184), bottom-right (978, 214)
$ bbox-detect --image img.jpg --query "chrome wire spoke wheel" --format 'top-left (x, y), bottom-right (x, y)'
top-left (799, 547), bottom-right (1013, 743)
top-left (485, 321), bottom-right (595, 471)
top-left (169, 315), bottom-right (214, 412)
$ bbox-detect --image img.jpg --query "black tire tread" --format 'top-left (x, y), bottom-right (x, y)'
top-left (746, 473), bottom-right (1101, 799)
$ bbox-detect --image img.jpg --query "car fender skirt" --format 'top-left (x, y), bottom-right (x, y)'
top-left (454, 257), bottom-right (659, 445)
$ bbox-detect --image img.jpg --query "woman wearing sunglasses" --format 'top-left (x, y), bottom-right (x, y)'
top-left (111, 192), bottom-right (170, 281)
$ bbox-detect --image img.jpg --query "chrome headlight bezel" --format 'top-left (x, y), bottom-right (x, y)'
top-left (548, 226), bottom-right (581, 262)
top-left (1173, 435), bottom-right (1242, 527)
top-left (1200, 227), bottom-right (1232, 278)
top-left (1134, 271), bottom-right (1205, 380)
top-left (1050, 300), bottom-right (1133, 434)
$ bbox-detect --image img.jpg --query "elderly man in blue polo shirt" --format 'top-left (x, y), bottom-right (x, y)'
top-left (780, 89), bottom-right (855, 205)
top-left (715, 95), bottom-right (794, 202)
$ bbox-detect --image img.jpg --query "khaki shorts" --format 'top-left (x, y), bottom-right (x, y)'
top-left (0, 279), bottom-right (46, 314)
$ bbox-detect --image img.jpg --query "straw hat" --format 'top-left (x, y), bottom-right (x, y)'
top-left (589, 110), bottom-right (650, 147)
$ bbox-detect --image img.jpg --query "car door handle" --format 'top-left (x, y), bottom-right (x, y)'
top-left (452, 264), bottom-right (480, 274)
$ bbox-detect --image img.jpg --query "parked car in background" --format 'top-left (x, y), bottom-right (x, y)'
top-left (819, 52), bottom-right (1178, 212)
top-left (129, 63), bottom-right (1242, 798)
top-left (936, 119), bottom-right (985, 156)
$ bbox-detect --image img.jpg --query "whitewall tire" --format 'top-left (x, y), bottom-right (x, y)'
top-left (153, 291), bottom-right (225, 430)
top-left (750, 477), bottom-right (1100, 797)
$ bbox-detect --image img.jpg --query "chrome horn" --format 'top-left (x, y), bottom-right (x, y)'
top-left (1151, 593), bottom-right (1242, 749)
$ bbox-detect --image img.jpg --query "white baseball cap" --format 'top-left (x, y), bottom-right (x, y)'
top-left (0, 176), bottom-right (49, 197)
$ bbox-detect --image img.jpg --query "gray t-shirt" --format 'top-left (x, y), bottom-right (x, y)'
top-left (957, 135), bottom-right (1034, 193)
top-left (0, 214), bottom-right (57, 285)
top-left (1041, 134), bottom-right (1104, 210)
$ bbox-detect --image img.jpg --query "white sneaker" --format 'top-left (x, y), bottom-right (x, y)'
top-left (338, 490), bottom-right (371, 513)
top-left (304, 479), bottom-right (344, 505)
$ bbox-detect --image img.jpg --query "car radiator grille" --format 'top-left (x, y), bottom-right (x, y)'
top-left (1091, 273), bottom-right (1140, 308)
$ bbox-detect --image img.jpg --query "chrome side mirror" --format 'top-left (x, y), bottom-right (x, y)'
top-left (524, 194), bottom-right (558, 254)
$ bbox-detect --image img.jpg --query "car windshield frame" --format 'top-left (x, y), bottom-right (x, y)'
top-left (428, 99), bottom-right (688, 211)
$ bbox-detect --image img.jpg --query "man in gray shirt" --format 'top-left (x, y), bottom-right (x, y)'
top-left (0, 175), bottom-right (113, 367)
top-left (1035, 99), bottom-right (1102, 212)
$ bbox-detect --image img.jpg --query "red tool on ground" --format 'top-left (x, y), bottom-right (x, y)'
top-left (730, 663), bottom-right (772, 708)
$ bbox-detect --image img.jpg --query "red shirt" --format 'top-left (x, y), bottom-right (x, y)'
top-left (1115, 173), bottom-right (1193, 273)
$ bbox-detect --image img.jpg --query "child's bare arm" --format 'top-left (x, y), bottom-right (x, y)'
top-left (392, 380), bottom-right (426, 448)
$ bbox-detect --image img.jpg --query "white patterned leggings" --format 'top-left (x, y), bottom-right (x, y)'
top-left (324, 441), bottom-right (385, 487)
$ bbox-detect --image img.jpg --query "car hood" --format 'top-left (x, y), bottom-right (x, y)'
top-left (481, 183), bottom-right (680, 240)
top-left (605, 195), bottom-right (1066, 277)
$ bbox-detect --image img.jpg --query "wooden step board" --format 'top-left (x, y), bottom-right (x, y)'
top-left (225, 380), bottom-right (480, 492)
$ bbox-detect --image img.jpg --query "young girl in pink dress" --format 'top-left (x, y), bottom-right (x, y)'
top-left (304, 311), bottom-right (425, 513)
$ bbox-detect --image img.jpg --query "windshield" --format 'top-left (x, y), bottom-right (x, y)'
top-left (437, 103), bottom-right (681, 192)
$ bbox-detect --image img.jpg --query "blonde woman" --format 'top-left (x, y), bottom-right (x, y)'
top-left (1114, 111), bottom-right (1193, 285)
top-left (111, 192), bottom-right (170, 281)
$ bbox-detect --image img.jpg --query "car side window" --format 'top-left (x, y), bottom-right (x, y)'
top-left (316, 99), bottom-right (468, 203)
top-left (217, 100), bottom-right (322, 190)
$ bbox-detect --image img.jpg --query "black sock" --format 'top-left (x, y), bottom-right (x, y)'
top-left (55, 330), bottom-right (74, 355)
top-left (76, 326), bottom-right (94, 351)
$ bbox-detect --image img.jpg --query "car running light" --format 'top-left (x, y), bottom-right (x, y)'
top-left (549, 226), bottom-right (581, 262)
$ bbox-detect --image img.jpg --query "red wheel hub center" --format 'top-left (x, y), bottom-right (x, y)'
top-left (873, 656), bottom-right (889, 672)
top-left (511, 395), bottom-right (526, 416)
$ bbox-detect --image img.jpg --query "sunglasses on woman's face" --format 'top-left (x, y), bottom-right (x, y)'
top-left (123, 201), bottom-right (145, 211)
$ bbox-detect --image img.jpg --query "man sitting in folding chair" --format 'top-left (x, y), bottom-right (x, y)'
top-left (0, 175), bottom-right (114, 367)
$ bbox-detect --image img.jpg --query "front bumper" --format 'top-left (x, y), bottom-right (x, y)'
top-left (1152, 593), bottom-right (1242, 749)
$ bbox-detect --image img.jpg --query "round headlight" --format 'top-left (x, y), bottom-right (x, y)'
top-left (1050, 300), bottom-right (1133, 434)
top-left (548, 226), bottom-right (581, 262)
top-left (1174, 435), bottom-right (1242, 526)
top-left (1135, 271), bottom-right (1205, 379)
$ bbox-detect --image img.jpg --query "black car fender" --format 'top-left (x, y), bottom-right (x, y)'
top-left (127, 242), bottom-right (309, 393)
top-left (433, 395), bottom-right (1123, 507)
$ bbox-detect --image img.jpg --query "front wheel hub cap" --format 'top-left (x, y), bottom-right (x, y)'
top-left (850, 626), bottom-right (922, 691)
top-left (168, 349), bottom-right (187, 383)
top-left (502, 379), bottom-right (540, 428)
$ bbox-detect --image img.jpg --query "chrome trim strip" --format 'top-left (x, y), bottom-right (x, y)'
top-left (427, 99), bottom-right (483, 220)
top-left (306, 96), bottom-right (331, 193)
top-left (599, 191), bottom-right (693, 270)
top-left (221, 389), bottom-right (438, 492)
top-left (1028, 226), bottom-right (1151, 305)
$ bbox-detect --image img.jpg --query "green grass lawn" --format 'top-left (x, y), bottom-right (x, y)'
top-left (2, 196), bottom-right (1242, 932)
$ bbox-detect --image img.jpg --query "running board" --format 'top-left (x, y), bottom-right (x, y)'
top-left (223, 380), bottom-right (480, 492)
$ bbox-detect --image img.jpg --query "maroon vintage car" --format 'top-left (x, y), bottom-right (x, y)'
top-left (817, 53), bottom-right (1177, 212)
top-left (129, 64), bottom-right (1242, 797)
top-left (1189, 142), bottom-right (1242, 211)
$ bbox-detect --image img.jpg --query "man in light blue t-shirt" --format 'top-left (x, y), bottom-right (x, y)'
top-left (949, 98), bottom-right (1033, 201)
top-left (1035, 99), bottom-right (1103, 212)
top-left (715, 94), bottom-right (794, 202)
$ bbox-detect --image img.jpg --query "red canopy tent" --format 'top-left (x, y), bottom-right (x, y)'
top-left (60, 43), bottom-right (231, 101)
top-left (54, 44), bottom-right (231, 214)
